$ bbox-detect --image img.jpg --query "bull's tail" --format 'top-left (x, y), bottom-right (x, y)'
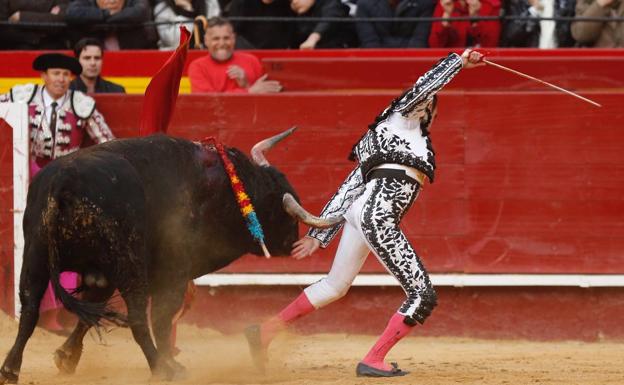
top-left (44, 177), bottom-right (127, 328)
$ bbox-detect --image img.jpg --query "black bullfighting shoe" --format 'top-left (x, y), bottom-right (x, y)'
top-left (356, 362), bottom-right (409, 377)
top-left (244, 324), bottom-right (267, 373)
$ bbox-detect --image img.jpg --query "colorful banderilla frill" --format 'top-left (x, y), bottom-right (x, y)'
top-left (202, 137), bottom-right (271, 258)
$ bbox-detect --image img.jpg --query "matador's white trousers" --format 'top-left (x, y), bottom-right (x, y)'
top-left (303, 174), bottom-right (438, 325)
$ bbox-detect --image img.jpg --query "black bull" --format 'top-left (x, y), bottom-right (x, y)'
top-left (0, 130), bottom-right (340, 383)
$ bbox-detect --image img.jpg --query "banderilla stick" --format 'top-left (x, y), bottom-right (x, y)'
top-left (483, 59), bottom-right (602, 108)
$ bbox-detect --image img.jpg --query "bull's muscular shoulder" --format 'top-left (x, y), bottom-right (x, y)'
top-left (71, 90), bottom-right (96, 119)
top-left (10, 83), bottom-right (37, 103)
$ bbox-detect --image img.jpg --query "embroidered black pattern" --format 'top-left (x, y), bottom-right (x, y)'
top-left (308, 167), bottom-right (366, 247)
top-left (361, 178), bottom-right (437, 324)
top-left (349, 53), bottom-right (463, 183)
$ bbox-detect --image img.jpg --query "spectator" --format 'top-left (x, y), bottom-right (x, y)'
top-left (153, 0), bottom-right (220, 50)
top-left (0, 53), bottom-right (115, 333)
top-left (500, 0), bottom-right (577, 47)
top-left (228, 0), bottom-right (294, 49)
top-left (571, 0), bottom-right (623, 47)
top-left (188, 16), bottom-right (282, 93)
top-left (289, 0), bottom-right (357, 49)
top-left (65, 0), bottom-right (158, 49)
top-left (500, 0), bottom-right (542, 46)
top-left (552, 0), bottom-right (577, 47)
top-left (355, 0), bottom-right (436, 48)
top-left (428, 0), bottom-right (501, 47)
top-left (0, 0), bottom-right (70, 50)
top-left (70, 37), bottom-right (126, 93)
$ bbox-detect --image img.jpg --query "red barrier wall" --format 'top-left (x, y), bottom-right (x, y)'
top-left (186, 286), bottom-right (624, 341)
top-left (88, 91), bottom-right (624, 276)
top-left (1, 49), bottom-right (623, 91)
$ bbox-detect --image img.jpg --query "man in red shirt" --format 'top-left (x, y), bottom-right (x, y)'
top-left (188, 16), bottom-right (282, 93)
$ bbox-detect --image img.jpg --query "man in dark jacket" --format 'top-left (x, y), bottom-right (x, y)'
top-left (70, 37), bottom-right (126, 93)
top-left (65, 0), bottom-right (158, 49)
top-left (355, 0), bottom-right (436, 48)
top-left (289, 0), bottom-right (356, 49)
top-left (228, 0), bottom-right (293, 49)
top-left (0, 0), bottom-right (70, 49)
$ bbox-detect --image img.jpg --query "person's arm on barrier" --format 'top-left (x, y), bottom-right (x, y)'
top-left (571, 0), bottom-right (612, 45)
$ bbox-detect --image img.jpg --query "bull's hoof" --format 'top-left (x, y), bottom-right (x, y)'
top-left (0, 367), bottom-right (18, 384)
top-left (53, 347), bottom-right (82, 374)
top-left (151, 358), bottom-right (187, 381)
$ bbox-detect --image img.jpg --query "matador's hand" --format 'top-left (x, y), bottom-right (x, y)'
top-left (292, 236), bottom-right (320, 260)
top-left (461, 49), bottom-right (485, 69)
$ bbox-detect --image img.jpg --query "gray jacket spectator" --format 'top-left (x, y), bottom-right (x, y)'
top-left (228, 0), bottom-right (293, 49)
top-left (571, 0), bottom-right (624, 47)
top-left (0, 0), bottom-right (70, 49)
top-left (355, 0), bottom-right (436, 48)
top-left (65, 0), bottom-right (158, 49)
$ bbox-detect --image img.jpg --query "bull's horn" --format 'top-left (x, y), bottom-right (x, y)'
top-left (251, 126), bottom-right (297, 167)
top-left (282, 193), bottom-right (343, 229)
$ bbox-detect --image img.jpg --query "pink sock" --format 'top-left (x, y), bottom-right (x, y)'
top-left (260, 292), bottom-right (315, 347)
top-left (362, 313), bottom-right (414, 371)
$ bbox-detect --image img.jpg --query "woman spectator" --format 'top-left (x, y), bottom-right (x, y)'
top-left (153, 0), bottom-right (220, 50)
top-left (428, 0), bottom-right (501, 47)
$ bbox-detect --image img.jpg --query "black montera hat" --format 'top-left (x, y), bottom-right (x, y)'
top-left (32, 53), bottom-right (82, 75)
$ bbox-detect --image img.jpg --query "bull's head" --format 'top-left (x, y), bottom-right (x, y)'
top-left (247, 127), bottom-right (343, 256)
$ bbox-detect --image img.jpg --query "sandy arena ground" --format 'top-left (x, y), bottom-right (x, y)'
top-left (0, 314), bottom-right (623, 385)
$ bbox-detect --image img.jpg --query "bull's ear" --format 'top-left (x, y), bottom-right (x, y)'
top-left (282, 193), bottom-right (343, 229)
top-left (251, 126), bottom-right (297, 167)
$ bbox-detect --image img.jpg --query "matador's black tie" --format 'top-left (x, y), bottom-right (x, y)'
top-left (50, 101), bottom-right (58, 134)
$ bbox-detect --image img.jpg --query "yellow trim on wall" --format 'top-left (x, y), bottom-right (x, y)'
top-left (0, 77), bottom-right (191, 95)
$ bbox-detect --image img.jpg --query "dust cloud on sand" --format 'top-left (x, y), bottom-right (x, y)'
top-left (1, 313), bottom-right (623, 385)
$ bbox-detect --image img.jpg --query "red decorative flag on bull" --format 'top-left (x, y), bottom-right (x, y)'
top-left (139, 26), bottom-right (191, 136)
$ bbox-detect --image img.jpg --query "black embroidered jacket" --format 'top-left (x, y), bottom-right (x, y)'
top-left (308, 53), bottom-right (464, 247)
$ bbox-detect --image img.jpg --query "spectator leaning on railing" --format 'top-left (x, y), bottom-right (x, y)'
top-left (0, 0), bottom-right (70, 50)
top-left (571, 0), bottom-right (624, 47)
top-left (428, 0), bottom-right (501, 47)
top-left (355, 0), bottom-right (437, 48)
top-left (65, 0), bottom-right (158, 49)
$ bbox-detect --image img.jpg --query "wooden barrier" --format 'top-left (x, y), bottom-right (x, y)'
top-left (85, 91), bottom-right (624, 276)
top-left (1, 49), bottom-right (623, 94)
